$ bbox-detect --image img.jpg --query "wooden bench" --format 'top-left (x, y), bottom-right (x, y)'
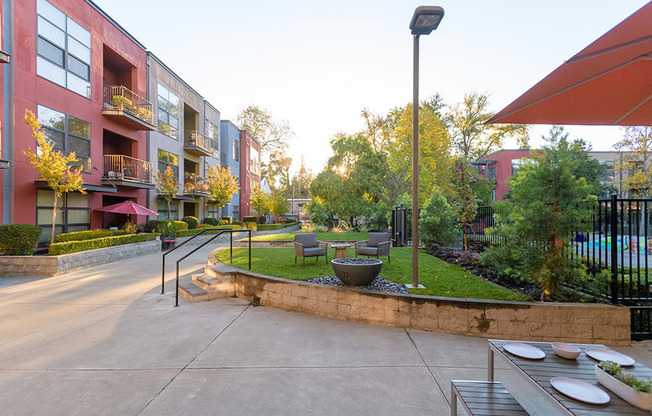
top-left (451, 380), bottom-right (529, 415)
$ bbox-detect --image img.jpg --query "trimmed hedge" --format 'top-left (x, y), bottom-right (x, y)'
top-left (0, 224), bottom-right (42, 255)
top-left (234, 220), bottom-right (245, 228)
top-left (145, 220), bottom-right (188, 234)
top-left (203, 217), bottom-right (220, 226)
top-left (245, 221), bottom-right (257, 231)
top-left (242, 216), bottom-right (258, 223)
top-left (257, 222), bottom-right (299, 231)
top-left (49, 233), bottom-right (156, 256)
top-left (53, 229), bottom-right (128, 243)
top-left (176, 225), bottom-right (243, 237)
top-left (221, 216), bottom-right (232, 224)
top-left (182, 216), bottom-right (199, 229)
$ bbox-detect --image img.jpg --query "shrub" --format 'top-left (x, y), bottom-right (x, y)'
top-left (182, 216), bottom-right (199, 229)
top-left (221, 216), bottom-right (233, 224)
top-left (245, 221), bottom-right (257, 230)
top-left (48, 233), bottom-right (155, 255)
top-left (176, 225), bottom-right (242, 237)
top-left (0, 224), bottom-right (42, 255)
top-left (307, 201), bottom-right (329, 225)
top-left (220, 219), bottom-right (230, 225)
top-left (257, 222), bottom-right (298, 231)
top-left (419, 186), bottom-right (459, 247)
top-left (233, 220), bottom-right (245, 228)
top-left (197, 224), bottom-right (212, 229)
top-left (146, 220), bottom-right (188, 234)
top-left (53, 229), bottom-right (128, 243)
top-left (203, 217), bottom-right (220, 226)
top-left (242, 216), bottom-right (258, 224)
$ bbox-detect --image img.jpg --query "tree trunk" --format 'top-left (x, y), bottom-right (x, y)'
top-left (51, 194), bottom-right (58, 244)
top-left (167, 199), bottom-right (171, 220)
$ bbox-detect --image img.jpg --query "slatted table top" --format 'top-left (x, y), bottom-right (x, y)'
top-left (489, 339), bottom-right (652, 415)
top-left (453, 380), bottom-right (530, 415)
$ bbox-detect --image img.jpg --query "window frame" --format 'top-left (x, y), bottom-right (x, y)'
top-left (233, 139), bottom-right (240, 162)
top-left (157, 84), bottom-right (180, 140)
top-left (37, 104), bottom-right (91, 172)
top-left (157, 149), bottom-right (180, 179)
top-left (36, 189), bottom-right (90, 243)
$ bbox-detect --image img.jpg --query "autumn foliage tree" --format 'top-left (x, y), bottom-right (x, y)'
top-left (155, 166), bottom-right (178, 219)
top-left (22, 110), bottom-right (85, 244)
top-left (450, 163), bottom-right (479, 251)
top-left (207, 166), bottom-right (239, 211)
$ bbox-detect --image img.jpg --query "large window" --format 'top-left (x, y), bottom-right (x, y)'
top-left (37, 105), bottom-right (91, 172)
top-left (233, 205), bottom-right (239, 221)
top-left (250, 147), bottom-right (260, 175)
top-left (157, 200), bottom-right (179, 221)
top-left (157, 84), bottom-right (179, 139)
top-left (36, 189), bottom-right (90, 242)
top-left (207, 203), bottom-right (220, 218)
top-left (36, 0), bottom-right (91, 98)
top-left (233, 139), bottom-right (240, 162)
top-left (207, 121), bottom-right (219, 158)
top-left (157, 149), bottom-right (179, 178)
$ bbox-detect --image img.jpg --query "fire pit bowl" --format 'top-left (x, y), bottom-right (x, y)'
top-left (331, 258), bottom-right (383, 286)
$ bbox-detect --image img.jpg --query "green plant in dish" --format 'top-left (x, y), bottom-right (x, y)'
top-left (599, 361), bottom-right (652, 393)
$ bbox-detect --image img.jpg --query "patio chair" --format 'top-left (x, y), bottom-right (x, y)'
top-left (355, 232), bottom-right (391, 263)
top-left (294, 233), bottom-right (328, 265)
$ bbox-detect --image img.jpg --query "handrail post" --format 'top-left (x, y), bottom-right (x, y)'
top-left (249, 229), bottom-right (252, 270)
top-left (175, 261), bottom-right (180, 307)
top-left (230, 232), bottom-right (233, 264)
top-left (610, 193), bottom-right (619, 304)
top-left (161, 256), bottom-right (165, 294)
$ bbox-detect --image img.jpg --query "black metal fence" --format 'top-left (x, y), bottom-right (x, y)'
top-left (390, 205), bottom-right (420, 248)
top-left (468, 195), bottom-right (652, 339)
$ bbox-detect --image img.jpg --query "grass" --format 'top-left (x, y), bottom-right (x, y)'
top-left (215, 247), bottom-right (527, 301)
top-left (249, 232), bottom-right (368, 242)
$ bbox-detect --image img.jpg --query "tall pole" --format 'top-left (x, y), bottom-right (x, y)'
top-left (411, 34), bottom-right (420, 288)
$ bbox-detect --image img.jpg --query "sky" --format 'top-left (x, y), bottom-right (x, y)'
top-left (94, 0), bottom-right (650, 175)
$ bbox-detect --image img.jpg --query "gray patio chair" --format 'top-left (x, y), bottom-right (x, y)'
top-left (355, 232), bottom-right (391, 263)
top-left (294, 233), bottom-right (328, 265)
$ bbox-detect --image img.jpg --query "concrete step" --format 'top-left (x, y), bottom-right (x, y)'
top-left (178, 269), bottom-right (235, 303)
top-left (205, 264), bottom-right (237, 282)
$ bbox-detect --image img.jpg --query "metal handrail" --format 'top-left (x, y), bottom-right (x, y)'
top-left (160, 228), bottom-right (252, 306)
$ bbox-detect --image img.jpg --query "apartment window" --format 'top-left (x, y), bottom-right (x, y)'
top-left (250, 147), bottom-right (260, 175)
top-left (36, 189), bottom-right (90, 243)
top-left (511, 158), bottom-right (528, 176)
top-left (600, 161), bottom-right (614, 182)
top-left (233, 205), bottom-right (239, 221)
top-left (157, 84), bottom-right (179, 139)
top-left (157, 149), bottom-right (179, 178)
top-left (157, 200), bottom-right (178, 221)
top-left (489, 167), bottom-right (496, 180)
top-left (207, 203), bottom-right (220, 218)
top-left (37, 105), bottom-right (91, 172)
top-left (36, 0), bottom-right (91, 98)
top-left (233, 139), bottom-right (240, 162)
top-left (207, 121), bottom-right (219, 158)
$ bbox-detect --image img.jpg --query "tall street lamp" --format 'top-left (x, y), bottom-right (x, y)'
top-left (408, 6), bottom-right (444, 289)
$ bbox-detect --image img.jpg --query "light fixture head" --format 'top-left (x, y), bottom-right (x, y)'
top-left (409, 6), bottom-right (445, 36)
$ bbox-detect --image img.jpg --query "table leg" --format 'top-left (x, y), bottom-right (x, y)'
top-left (450, 384), bottom-right (457, 416)
top-left (488, 345), bottom-right (494, 381)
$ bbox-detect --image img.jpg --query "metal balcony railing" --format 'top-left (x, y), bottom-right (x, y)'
top-left (104, 155), bottom-right (153, 184)
top-left (184, 174), bottom-right (210, 195)
top-left (103, 85), bottom-right (154, 125)
top-left (184, 130), bottom-right (212, 154)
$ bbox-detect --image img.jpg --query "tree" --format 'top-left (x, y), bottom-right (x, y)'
top-left (269, 191), bottom-right (290, 219)
top-left (377, 169), bottom-right (410, 209)
top-left (614, 126), bottom-right (652, 198)
top-left (250, 185), bottom-right (272, 219)
top-left (237, 105), bottom-right (293, 156)
top-left (450, 163), bottom-right (479, 251)
top-left (207, 166), bottom-right (239, 211)
top-left (291, 156), bottom-right (314, 198)
top-left (447, 92), bottom-right (529, 162)
top-left (22, 110), bottom-right (85, 244)
top-left (266, 149), bottom-right (292, 194)
top-left (156, 166), bottom-right (178, 219)
top-left (483, 127), bottom-right (595, 299)
top-left (360, 108), bottom-right (386, 152)
top-left (419, 185), bottom-right (458, 247)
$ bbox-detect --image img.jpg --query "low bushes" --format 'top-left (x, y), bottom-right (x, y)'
top-left (176, 225), bottom-right (243, 237)
top-left (203, 217), bottom-right (220, 226)
top-left (0, 224), bottom-right (42, 255)
top-left (242, 216), bottom-right (257, 223)
top-left (53, 229), bottom-right (128, 243)
top-left (145, 220), bottom-right (188, 234)
top-left (181, 216), bottom-right (199, 229)
top-left (221, 216), bottom-right (232, 223)
top-left (49, 233), bottom-right (156, 256)
top-left (257, 222), bottom-right (298, 231)
top-left (245, 222), bottom-right (257, 230)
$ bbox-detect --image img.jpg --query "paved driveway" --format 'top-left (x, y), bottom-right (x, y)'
top-left (1, 244), bottom-right (652, 415)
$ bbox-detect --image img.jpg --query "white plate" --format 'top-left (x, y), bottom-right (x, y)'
top-left (503, 342), bottom-right (546, 360)
top-left (551, 377), bottom-right (611, 405)
top-left (585, 348), bottom-right (636, 367)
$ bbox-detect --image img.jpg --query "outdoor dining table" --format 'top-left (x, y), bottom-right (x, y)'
top-left (487, 339), bottom-right (652, 415)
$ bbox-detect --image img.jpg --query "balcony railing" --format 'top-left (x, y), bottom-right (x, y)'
top-left (184, 174), bottom-right (210, 196)
top-left (103, 85), bottom-right (155, 128)
top-left (184, 130), bottom-right (212, 156)
top-left (104, 155), bottom-right (153, 184)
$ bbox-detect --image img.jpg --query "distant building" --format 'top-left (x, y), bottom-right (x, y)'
top-left (219, 120), bottom-right (241, 220)
top-left (239, 130), bottom-right (261, 218)
top-left (287, 198), bottom-right (311, 222)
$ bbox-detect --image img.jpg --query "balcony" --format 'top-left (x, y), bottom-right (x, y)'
top-left (0, 49), bottom-right (10, 64)
top-left (102, 86), bottom-right (156, 130)
top-left (184, 130), bottom-right (212, 156)
top-left (103, 155), bottom-right (155, 189)
top-left (184, 174), bottom-right (210, 197)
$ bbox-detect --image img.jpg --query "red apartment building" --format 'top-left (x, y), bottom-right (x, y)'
top-left (2, 0), bottom-right (154, 241)
top-left (474, 150), bottom-right (534, 201)
top-left (238, 130), bottom-right (261, 217)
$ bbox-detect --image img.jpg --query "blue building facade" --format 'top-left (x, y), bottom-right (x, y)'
top-left (219, 120), bottom-right (241, 220)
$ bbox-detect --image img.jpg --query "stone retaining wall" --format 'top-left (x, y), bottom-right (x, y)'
top-left (234, 240), bottom-right (359, 248)
top-left (0, 240), bottom-right (161, 277)
top-left (227, 269), bottom-right (630, 346)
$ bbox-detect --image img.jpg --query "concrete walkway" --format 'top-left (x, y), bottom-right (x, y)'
top-left (2, 241), bottom-right (652, 415)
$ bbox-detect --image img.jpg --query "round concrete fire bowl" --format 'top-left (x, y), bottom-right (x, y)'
top-left (331, 258), bottom-right (383, 286)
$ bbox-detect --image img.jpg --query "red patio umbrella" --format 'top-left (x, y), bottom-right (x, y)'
top-left (96, 200), bottom-right (158, 216)
top-left (488, 2), bottom-right (652, 126)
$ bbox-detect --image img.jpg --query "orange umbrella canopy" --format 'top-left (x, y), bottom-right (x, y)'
top-left (489, 2), bottom-right (652, 126)
top-left (96, 200), bottom-right (158, 216)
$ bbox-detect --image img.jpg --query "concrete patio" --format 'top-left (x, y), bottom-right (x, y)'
top-left (2, 242), bottom-right (652, 415)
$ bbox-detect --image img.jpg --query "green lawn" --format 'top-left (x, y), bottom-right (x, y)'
top-left (215, 247), bottom-right (528, 301)
top-left (249, 232), bottom-right (368, 242)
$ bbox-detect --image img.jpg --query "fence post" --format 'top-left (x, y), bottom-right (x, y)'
top-left (610, 193), bottom-right (619, 304)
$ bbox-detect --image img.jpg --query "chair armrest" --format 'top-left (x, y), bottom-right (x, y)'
top-left (294, 241), bottom-right (305, 256)
top-left (317, 240), bottom-right (328, 248)
top-left (377, 240), bottom-right (391, 255)
top-left (355, 240), bottom-right (368, 248)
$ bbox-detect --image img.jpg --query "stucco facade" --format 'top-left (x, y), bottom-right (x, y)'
top-left (219, 120), bottom-right (240, 220)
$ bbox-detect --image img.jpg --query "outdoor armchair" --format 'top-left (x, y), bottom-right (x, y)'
top-left (355, 232), bottom-right (391, 263)
top-left (294, 233), bottom-right (328, 265)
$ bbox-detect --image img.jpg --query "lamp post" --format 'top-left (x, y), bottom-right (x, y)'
top-left (408, 6), bottom-right (444, 289)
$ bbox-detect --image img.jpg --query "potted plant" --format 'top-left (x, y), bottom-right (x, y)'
top-left (596, 361), bottom-right (652, 410)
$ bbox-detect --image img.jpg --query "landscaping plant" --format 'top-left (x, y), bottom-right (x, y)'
top-left (599, 361), bottom-right (652, 393)
top-left (181, 216), bottom-right (199, 229)
top-left (419, 185), bottom-right (458, 247)
top-left (0, 224), bottom-right (42, 255)
top-left (155, 166), bottom-right (178, 219)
